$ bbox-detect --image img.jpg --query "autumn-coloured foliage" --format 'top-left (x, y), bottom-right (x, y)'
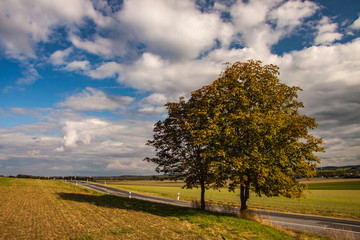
top-left (144, 97), bottom-right (215, 210)
top-left (146, 60), bottom-right (324, 212)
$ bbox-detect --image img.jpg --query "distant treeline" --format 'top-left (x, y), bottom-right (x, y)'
top-left (11, 174), bottom-right (170, 181)
top-left (316, 165), bottom-right (360, 178)
top-left (8, 165), bottom-right (360, 180)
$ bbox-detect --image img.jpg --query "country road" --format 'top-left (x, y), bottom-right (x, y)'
top-left (67, 180), bottom-right (360, 240)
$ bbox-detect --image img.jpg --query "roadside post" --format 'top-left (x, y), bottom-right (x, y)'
top-left (178, 193), bottom-right (180, 200)
top-left (129, 192), bottom-right (132, 199)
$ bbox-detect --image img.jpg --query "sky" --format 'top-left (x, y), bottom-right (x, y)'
top-left (0, 0), bottom-right (359, 177)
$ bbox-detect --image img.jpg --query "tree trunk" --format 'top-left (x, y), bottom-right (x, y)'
top-left (240, 184), bottom-right (249, 212)
top-left (200, 181), bottom-right (206, 210)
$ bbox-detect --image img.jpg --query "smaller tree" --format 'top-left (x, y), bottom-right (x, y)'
top-left (144, 97), bottom-right (215, 210)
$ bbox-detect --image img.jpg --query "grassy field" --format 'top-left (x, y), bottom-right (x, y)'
top-left (0, 178), bottom-right (328, 240)
top-left (105, 179), bottom-right (360, 220)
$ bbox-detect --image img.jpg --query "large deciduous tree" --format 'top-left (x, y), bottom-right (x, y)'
top-left (144, 97), bottom-right (215, 210)
top-left (191, 60), bottom-right (324, 211)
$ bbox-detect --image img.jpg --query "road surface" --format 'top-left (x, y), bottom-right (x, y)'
top-left (67, 180), bottom-right (360, 240)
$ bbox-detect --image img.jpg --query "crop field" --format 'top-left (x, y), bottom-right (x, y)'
top-left (107, 179), bottom-right (360, 220)
top-left (0, 178), bottom-right (327, 240)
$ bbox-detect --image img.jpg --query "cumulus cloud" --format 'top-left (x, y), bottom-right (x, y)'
top-left (350, 16), bottom-right (360, 30)
top-left (64, 60), bottom-right (90, 71)
top-left (117, 0), bottom-right (226, 60)
top-left (61, 118), bottom-right (113, 147)
top-left (116, 53), bottom-right (222, 95)
top-left (278, 38), bottom-right (360, 87)
top-left (1, 0), bottom-right (359, 175)
top-left (270, 38), bottom-right (360, 166)
top-left (88, 62), bottom-right (122, 79)
top-left (315, 17), bottom-right (343, 45)
top-left (57, 87), bottom-right (134, 111)
top-left (143, 93), bottom-right (169, 106)
top-left (106, 159), bottom-right (153, 172)
top-left (268, 0), bottom-right (319, 30)
top-left (0, 117), bottom-right (155, 175)
top-left (69, 34), bottom-right (127, 58)
top-left (0, 0), bottom-right (105, 59)
top-left (50, 48), bottom-right (73, 65)
top-left (230, 0), bottom-right (319, 56)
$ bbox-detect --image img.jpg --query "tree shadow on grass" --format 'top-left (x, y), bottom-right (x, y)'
top-left (57, 192), bottom-right (211, 218)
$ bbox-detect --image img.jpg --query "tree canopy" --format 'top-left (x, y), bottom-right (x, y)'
top-left (145, 60), bottom-right (324, 212)
top-left (144, 97), bottom-right (215, 210)
top-left (190, 60), bottom-right (324, 211)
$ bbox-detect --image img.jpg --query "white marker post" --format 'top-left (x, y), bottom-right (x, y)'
top-left (129, 192), bottom-right (132, 199)
top-left (178, 193), bottom-right (180, 200)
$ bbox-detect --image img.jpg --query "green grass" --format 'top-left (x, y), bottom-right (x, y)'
top-left (110, 180), bottom-right (360, 220)
top-left (0, 178), bottom-right (328, 240)
top-left (307, 181), bottom-right (360, 190)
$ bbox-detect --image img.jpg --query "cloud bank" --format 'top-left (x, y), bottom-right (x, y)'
top-left (0, 0), bottom-right (359, 176)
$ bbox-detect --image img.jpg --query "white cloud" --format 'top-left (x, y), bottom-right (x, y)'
top-left (117, 0), bottom-right (226, 60)
top-left (230, 0), bottom-right (279, 55)
top-left (143, 93), bottom-right (169, 106)
top-left (62, 119), bottom-right (112, 147)
top-left (0, 0), bottom-right (105, 59)
top-left (279, 38), bottom-right (360, 87)
top-left (0, 113), bottom-right (155, 175)
top-left (271, 39), bottom-right (360, 166)
top-left (58, 87), bottom-right (134, 111)
top-left (268, 0), bottom-right (319, 30)
top-left (1, 0), bottom-right (360, 175)
top-left (69, 34), bottom-right (126, 58)
top-left (50, 48), bottom-right (72, 65)
top-left (138, 106), bottom-right (166, 116)
top-left (0, 128), bottom-right (62, 162)
top-left (315, 17), bottom-right (343, 45)
top-left (350, 16), bottom-right (360, 30)
top-left (106, 159), bottom-right (154, 172)
top-left (64, 60), bottom-right (90, 71)
top-left (230, 0), bottom-right (319, 57)
top-left (114, 53), bottom-right (223, 97)
top-left (88, 62), bottom-right (122, 79)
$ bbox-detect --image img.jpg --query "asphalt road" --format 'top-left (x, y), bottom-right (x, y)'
top-left (67, 180), bottom-right (360, 240)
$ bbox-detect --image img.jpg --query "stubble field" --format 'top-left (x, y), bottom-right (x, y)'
top-left (0, 178), bottom-right (327, 240)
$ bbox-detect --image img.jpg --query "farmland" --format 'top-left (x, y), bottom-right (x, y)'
top-left (104, 179), bottom-right (360, 220)
top-left (0, 178), bottom-right (327, 240)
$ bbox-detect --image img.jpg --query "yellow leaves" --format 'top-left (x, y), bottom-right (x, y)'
top-left (148, 59), bottom-right (324, 205)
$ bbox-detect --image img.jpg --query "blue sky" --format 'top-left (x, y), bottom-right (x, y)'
top-left (0, 0), bottom-right (359, 176)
